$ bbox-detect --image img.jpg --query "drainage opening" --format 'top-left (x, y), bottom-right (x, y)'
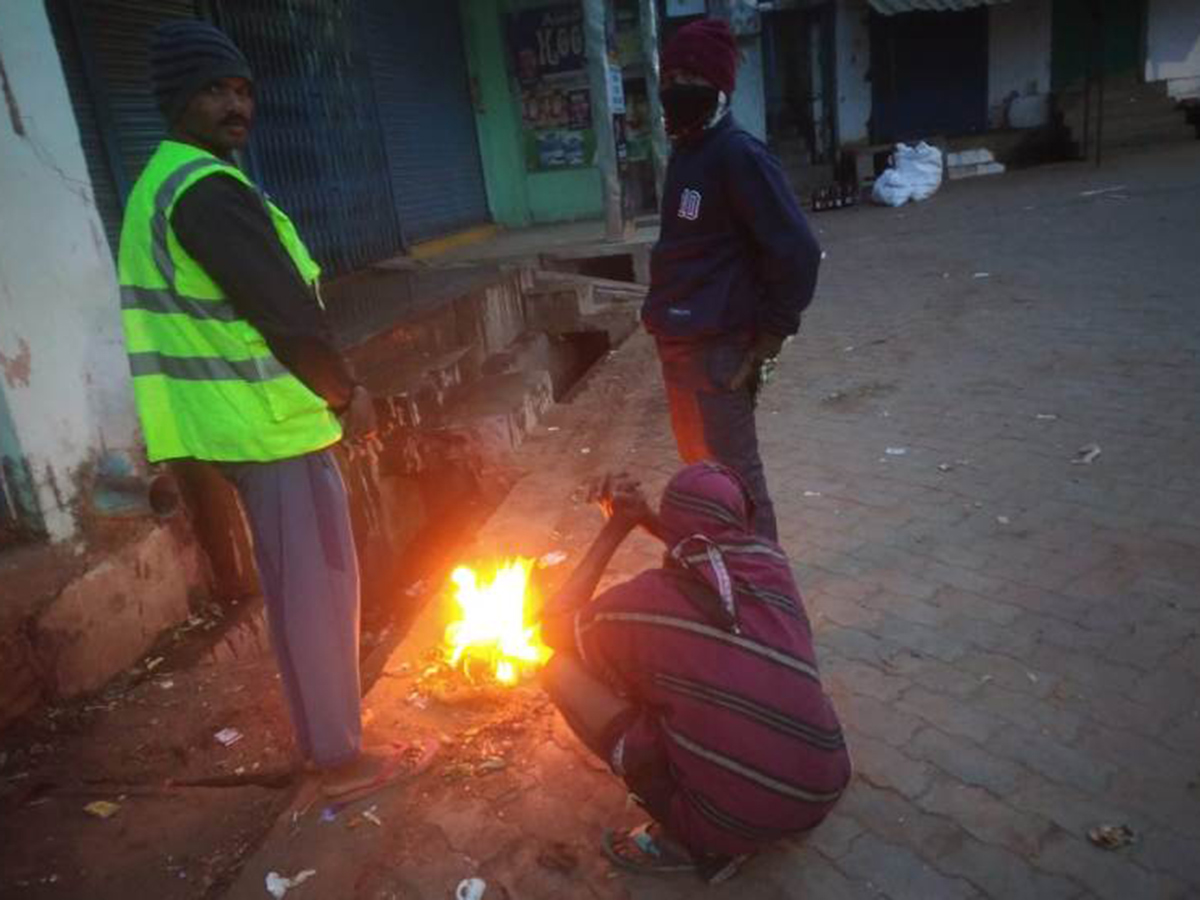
top-left (547, 330), bottom-right (612, 402)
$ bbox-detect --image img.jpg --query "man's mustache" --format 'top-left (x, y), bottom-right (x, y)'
top-left (221, 116), bottom-right (250, 128)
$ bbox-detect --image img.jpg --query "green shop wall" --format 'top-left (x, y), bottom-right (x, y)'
top-left (460, 0), bottom-right (603, 227)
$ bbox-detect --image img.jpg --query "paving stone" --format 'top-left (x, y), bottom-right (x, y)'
top-left (815, 625), bottom-right (890, 666)
top-left (991, 583), bottom-right (1093, 625)
top-left (1077, 723), bottom-right (1198, 788)
top-left (908, 727), bottom-right (1025, 795)
top-left (1026, 644), bottom-right (1145, 703)
top-left (1063, 680), bottom-right (1179, 735)
top-left (1125, 666), bottom-right (1198, 721)
top-left (844, 728), bottom-right (936, 800)
top-left (973, 681), bottom-right (1084, 744)
top-left (840, 833), bottom-right (980, 900)
top-left (1161, 710), bottom-right (1200, 755)
top-left (836, 782), bottom-right (968, 862)
top-left (890, 655), bottom-right (984, 699)
top-left (868, 614), bottom-right (971, 663)
top-left (935, 835), bottom-right (1086, 900)
top-left (1131, 827), bottom-right (1200, 893)
top-left (811, 593), bottom-right (885, 630)
top-left (928, 587), bottom-right (1022, 626)
top-left (958, 651), bottom-right (1058, 699)
top-left (876, 593), bottom-right (950, 628)
top-left (915, 776), bottom-right (1053, 857)
top-left (894, 685), bottom-right (1006, 743)
top-left (804, 809), bottom-right (867, 862)
top-left (834, 693), bottom-right (925, 747)
top-left (822, 657), bottom-right (909, 703)
top-left (732, 846), bottom-right (882, 900)
top-left (986, 725), bottom-right (1116, 795)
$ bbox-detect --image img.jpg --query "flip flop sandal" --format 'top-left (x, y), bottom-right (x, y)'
top-left (322, 736), bottom-right (440, 805)
top-left (602, 822), bottom-right (696, 875)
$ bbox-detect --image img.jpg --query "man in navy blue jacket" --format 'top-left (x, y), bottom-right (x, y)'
top-left (643, 18), bottom-right (821, 541)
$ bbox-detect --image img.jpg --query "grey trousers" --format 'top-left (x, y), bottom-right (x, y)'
top-left (221, 448), bottom-right (362, 767)
top-left (657, 336), bottom-right (779, 541)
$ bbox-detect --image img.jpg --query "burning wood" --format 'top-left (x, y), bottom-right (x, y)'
top-left (443, 557), bottom-right (550, 686)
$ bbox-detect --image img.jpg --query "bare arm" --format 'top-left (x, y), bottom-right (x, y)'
top-left (539, 474), bottom-right (658, 644)
top-left (540, 517), bottom-right (636, 628)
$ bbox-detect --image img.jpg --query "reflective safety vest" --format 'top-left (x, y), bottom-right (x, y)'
top-left (118, 140), bottom-right (342, 462)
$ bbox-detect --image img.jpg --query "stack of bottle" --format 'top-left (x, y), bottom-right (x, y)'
top-left (810, 183), bottom-right (858, 212)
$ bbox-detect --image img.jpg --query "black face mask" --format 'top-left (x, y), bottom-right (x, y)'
top-left (660, 84), bottom-right (720, 139)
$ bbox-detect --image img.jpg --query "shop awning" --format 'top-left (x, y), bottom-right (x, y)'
top-left (868, 0), bottom-right (1010, 14)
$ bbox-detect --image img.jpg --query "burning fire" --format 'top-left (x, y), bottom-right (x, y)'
top-left (444, 558), bottom-right (551, 685)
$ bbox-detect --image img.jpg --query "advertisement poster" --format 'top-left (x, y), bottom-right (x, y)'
top-left (508, 4), bottom-right (596, 172)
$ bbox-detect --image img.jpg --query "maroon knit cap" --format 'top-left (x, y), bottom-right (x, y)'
top-left (661, 19), bottom-right (738, 94)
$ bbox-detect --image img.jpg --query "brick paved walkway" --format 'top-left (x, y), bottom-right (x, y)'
top-left (224, 144), bottom-right (1200, 900)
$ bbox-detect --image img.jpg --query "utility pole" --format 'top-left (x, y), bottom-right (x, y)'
top-left (583, 0), bottom-right (624, 240)
top-left (639, 0), bottom-right (668, 203)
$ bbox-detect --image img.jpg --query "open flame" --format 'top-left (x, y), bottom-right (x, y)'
top-left (443, 557), bottom-right (550, 685)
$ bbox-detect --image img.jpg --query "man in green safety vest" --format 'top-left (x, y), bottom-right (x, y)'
top-left (118, 20), bottom-right (432, 800)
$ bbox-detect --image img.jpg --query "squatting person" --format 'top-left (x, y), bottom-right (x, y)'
top-left (539, 464), bottom-right (850, 882)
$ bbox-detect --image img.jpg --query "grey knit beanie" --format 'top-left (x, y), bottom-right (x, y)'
top-left (149, 21), bottom-right (253, 123)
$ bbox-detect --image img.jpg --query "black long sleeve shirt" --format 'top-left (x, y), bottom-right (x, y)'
top-left (171, 174), bottom-right (356, 410)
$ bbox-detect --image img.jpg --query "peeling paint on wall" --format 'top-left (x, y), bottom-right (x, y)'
top-left (0, 337), bottom-right (32, 389)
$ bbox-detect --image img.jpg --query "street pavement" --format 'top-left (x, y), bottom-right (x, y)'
top-left (220, 143), bottom-right (1200, 900)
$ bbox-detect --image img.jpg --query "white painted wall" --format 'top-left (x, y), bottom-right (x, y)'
top-left (1145, 0), bottom-right (1200, 100)
top-left (0, 3), bottom-right (138, 541)
top-left (987, 0), bottom-right (1052, 128)
top-left (732, 34), bottom-right (767, 140)
top-left (836, 0), bottom-right (872, 145)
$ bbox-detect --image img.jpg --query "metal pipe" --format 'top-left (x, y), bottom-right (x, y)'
top-left (91, 452), bottom-right (180, 519)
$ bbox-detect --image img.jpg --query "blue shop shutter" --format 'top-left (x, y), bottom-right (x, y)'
top-left (365, 0), bottom-right (489, 243)
top-left (215, 0), bottom-right (402, 276)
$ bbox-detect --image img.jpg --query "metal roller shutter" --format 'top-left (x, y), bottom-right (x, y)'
top-left (214, 0), bottom-right (402, 276)
top-left (45, 0), bottom-right (200, 255)
top-left (364, 0), bottom-right (490, 243)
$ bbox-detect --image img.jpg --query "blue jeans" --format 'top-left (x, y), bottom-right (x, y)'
top-left (656, 337), bottom-right (778, 541)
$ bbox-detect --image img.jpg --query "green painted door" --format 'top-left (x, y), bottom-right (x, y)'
top-left (1052, 0), bottom-right (1146, 90)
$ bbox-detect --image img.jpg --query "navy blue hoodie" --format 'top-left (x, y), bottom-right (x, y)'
top-left (642, 116), bottom-right (821, 340)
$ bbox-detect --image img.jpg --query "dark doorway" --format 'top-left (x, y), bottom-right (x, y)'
top-left (763, 3), bottom-right (836, 164)
top-left (869, 8), bottom-right (989, 143)
top-left (1051, 0), bottom-right (1147, 90)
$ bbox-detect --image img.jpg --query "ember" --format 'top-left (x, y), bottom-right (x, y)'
top-left (444, 558), bottom-right (550, 685)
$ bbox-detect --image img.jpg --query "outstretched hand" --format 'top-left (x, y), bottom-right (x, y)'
top-left (587, 471), bottom-right (653, 529)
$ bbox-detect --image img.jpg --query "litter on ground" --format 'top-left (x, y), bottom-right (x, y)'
top-left (265, 869), bottom-right (317, 898)
top-left (538, 550), bottom-right (568, 568)
top-left (456, 877), bottom-right (487, 900)
top-left (83, 800), bottom-right (121, 819)
top-left (1088, 824), bottom-right (1136, 850)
